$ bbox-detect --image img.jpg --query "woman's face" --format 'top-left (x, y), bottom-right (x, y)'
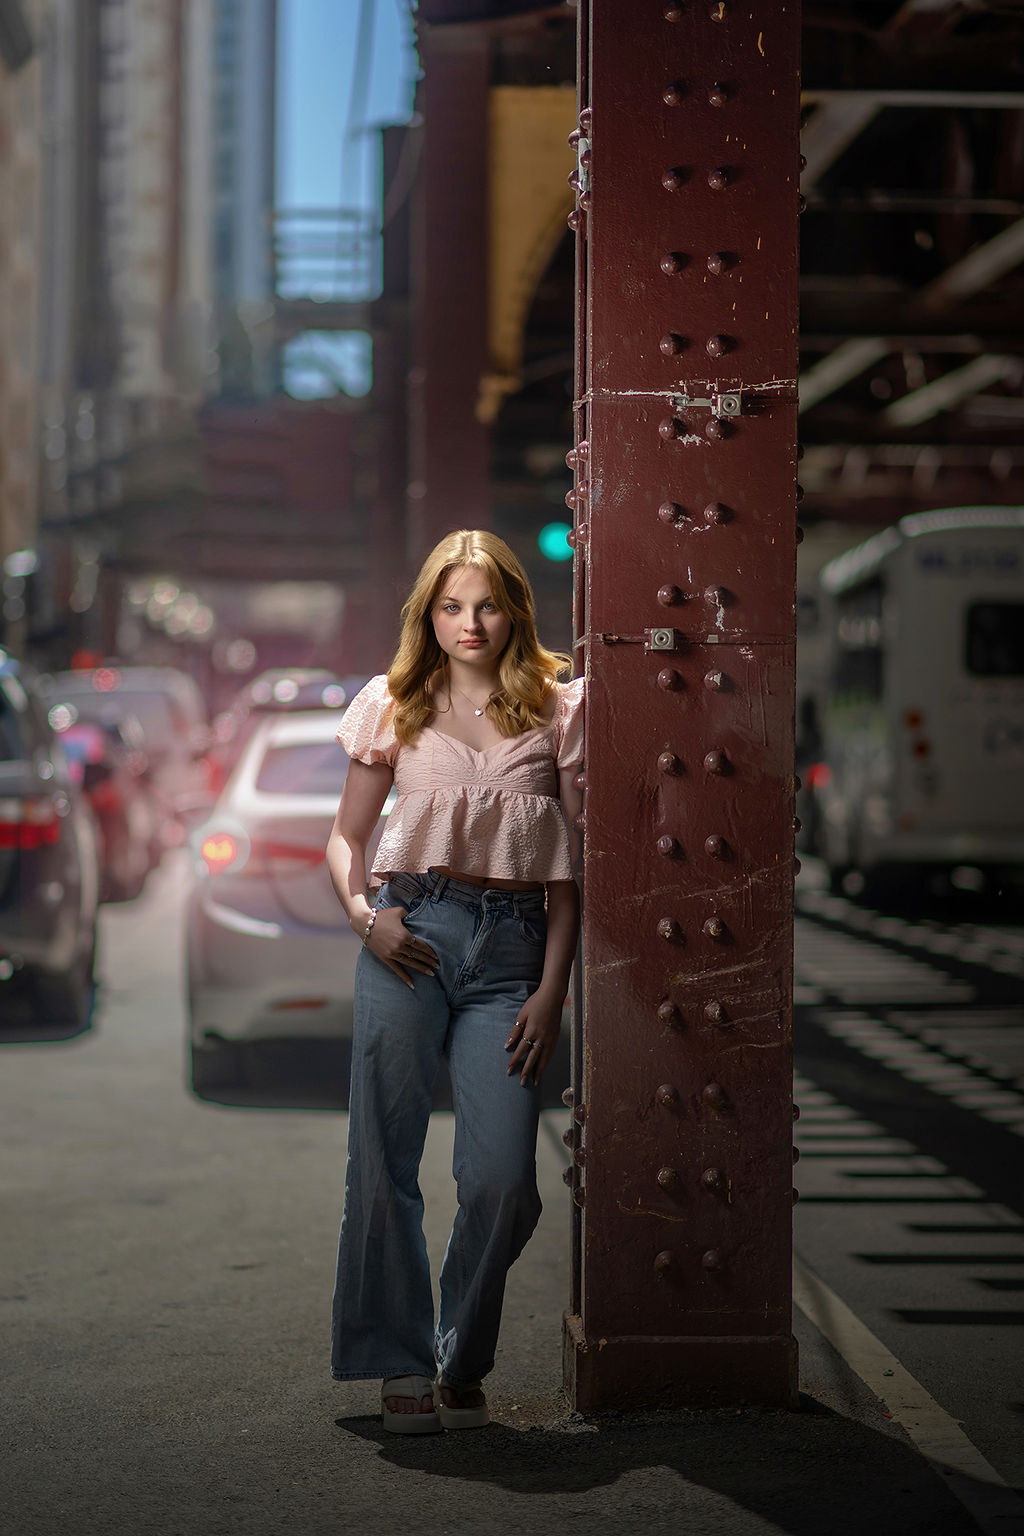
top-left (431, 565), bottom-right (512, 669)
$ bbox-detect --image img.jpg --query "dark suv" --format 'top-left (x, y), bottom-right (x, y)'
top-left (0, 652), bottom-right (100, 1027)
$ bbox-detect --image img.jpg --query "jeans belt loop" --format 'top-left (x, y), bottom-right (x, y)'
top-left (431, 872), bottom-right (448, 903)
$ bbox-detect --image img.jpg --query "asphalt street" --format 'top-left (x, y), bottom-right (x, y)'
top-left (0, 855), bottom-right (1018, 1536)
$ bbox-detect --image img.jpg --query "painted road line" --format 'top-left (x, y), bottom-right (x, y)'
top-left (793, 1254), bottom-right (1024, 1536)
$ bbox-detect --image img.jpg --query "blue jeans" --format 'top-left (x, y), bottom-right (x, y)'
top-left (330, 870), bottom-right (547, 1385)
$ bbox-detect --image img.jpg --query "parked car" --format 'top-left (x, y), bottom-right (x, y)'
top-left (204, 669), bottom-right (348, 795)
top-left (43, 665), bottom-right (212, 841)
top-left (54, 715), bottom-right (160, 901)
top-left (184, 707), bottom-right (391, 1096)
top-left (0, 651), bottom-right (100, 1027)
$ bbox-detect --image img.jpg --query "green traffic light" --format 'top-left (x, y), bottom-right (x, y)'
top-left (537, 522), bottom-right (574, 562)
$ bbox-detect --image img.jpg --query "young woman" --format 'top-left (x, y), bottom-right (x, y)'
top-left (326, 529), bottom-right (583, 1435)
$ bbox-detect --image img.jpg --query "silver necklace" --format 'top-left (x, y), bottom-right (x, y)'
top-left (452, 683), bottom-right (492, 717)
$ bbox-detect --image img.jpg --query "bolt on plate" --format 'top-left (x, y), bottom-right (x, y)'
top-left (647, 627), bottom-right (684, 651)
top-left (671, 390), bottom-right (742, 419)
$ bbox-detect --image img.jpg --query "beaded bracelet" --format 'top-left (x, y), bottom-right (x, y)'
top-left (362, 908), bottom-right (378, 946)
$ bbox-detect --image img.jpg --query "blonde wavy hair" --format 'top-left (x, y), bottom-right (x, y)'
top-left (387, 529), bottom-right (571, 746)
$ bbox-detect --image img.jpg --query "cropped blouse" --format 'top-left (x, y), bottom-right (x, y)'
top-left (336, 673), bottom-right (585, 885)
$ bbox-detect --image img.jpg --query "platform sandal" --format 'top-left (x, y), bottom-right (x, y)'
top-left (437, 1378), bottom-right (489, 1430)
top-left (380, 1375), bottom-right (441, 1435)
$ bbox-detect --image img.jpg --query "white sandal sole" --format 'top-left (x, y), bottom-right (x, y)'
top-left (437, 1381), bottom-right (489, 1430)
top-left (380, 1375), bottom-right (441, 1435)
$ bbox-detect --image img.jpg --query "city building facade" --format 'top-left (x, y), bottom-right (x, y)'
top-left (0, 0), bottom-right (285, 666)
top-left (0, 0), bottom-right (43, 651)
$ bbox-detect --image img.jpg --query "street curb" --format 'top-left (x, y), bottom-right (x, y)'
top-left (794, 1253), bottom-right (1024, 1535)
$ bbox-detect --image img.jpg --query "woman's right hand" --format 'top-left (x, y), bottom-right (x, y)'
top-left (358, 905), bottom-right (438, 990)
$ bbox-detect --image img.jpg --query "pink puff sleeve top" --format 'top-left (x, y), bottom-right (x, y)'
top-left (337, 673), bottom-right (585, 886)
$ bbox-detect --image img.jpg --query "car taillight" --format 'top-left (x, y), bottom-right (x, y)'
top-left (88, 778), bottom-right (122, 813)
top-left (806, 762), bottom-right (832, 789)
top-left (0, 795), bottom-right (65, 850)
top-left (200, 830), bottom-right (247, 874)
top-left (197, 825), bottom-right (325, 877)
top-left (904, 706), bottom-right (931, 760)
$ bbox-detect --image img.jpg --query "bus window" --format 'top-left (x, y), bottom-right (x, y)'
top-left (833, 580), bottom-right (884, 700)
top-left (965, 603), bottom-right (1024, 677)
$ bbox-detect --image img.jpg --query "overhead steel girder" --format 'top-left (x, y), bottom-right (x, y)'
top-left (798, 0), bottom-right (1023, 192)
top-left (799, 215), bottom-right (1024, 412)
top-left (882, 355), bottom-right (1020, 429)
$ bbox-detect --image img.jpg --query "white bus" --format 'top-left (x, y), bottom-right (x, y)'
top-left (812, 507), bottom-right (1024, 896)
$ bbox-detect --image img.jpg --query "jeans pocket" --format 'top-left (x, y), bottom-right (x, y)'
top-left (381, 874), bottom-right (430, 917)
top-left (517, 913), bottom-right (547, 946)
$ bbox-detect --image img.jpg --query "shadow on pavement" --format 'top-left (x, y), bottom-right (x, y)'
top-left (0, 981), bottom-right (97, 1044)
top-left (193, 1031), bottom-right (573, 1114)
top-left (796, 1003), bottom-right (1024, 1222)
top-left (331, 1394), bottom-right (975, 1535)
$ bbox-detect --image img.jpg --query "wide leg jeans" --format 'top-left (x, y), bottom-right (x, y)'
top-left (330, 871), bottom-right (547, 1386)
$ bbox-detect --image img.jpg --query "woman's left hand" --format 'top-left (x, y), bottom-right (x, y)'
top-left (505, 991), bottom-right (563, 1085)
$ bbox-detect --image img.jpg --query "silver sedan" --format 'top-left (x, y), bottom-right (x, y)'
top-left (184, 708), bottom-right (390, 1096)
